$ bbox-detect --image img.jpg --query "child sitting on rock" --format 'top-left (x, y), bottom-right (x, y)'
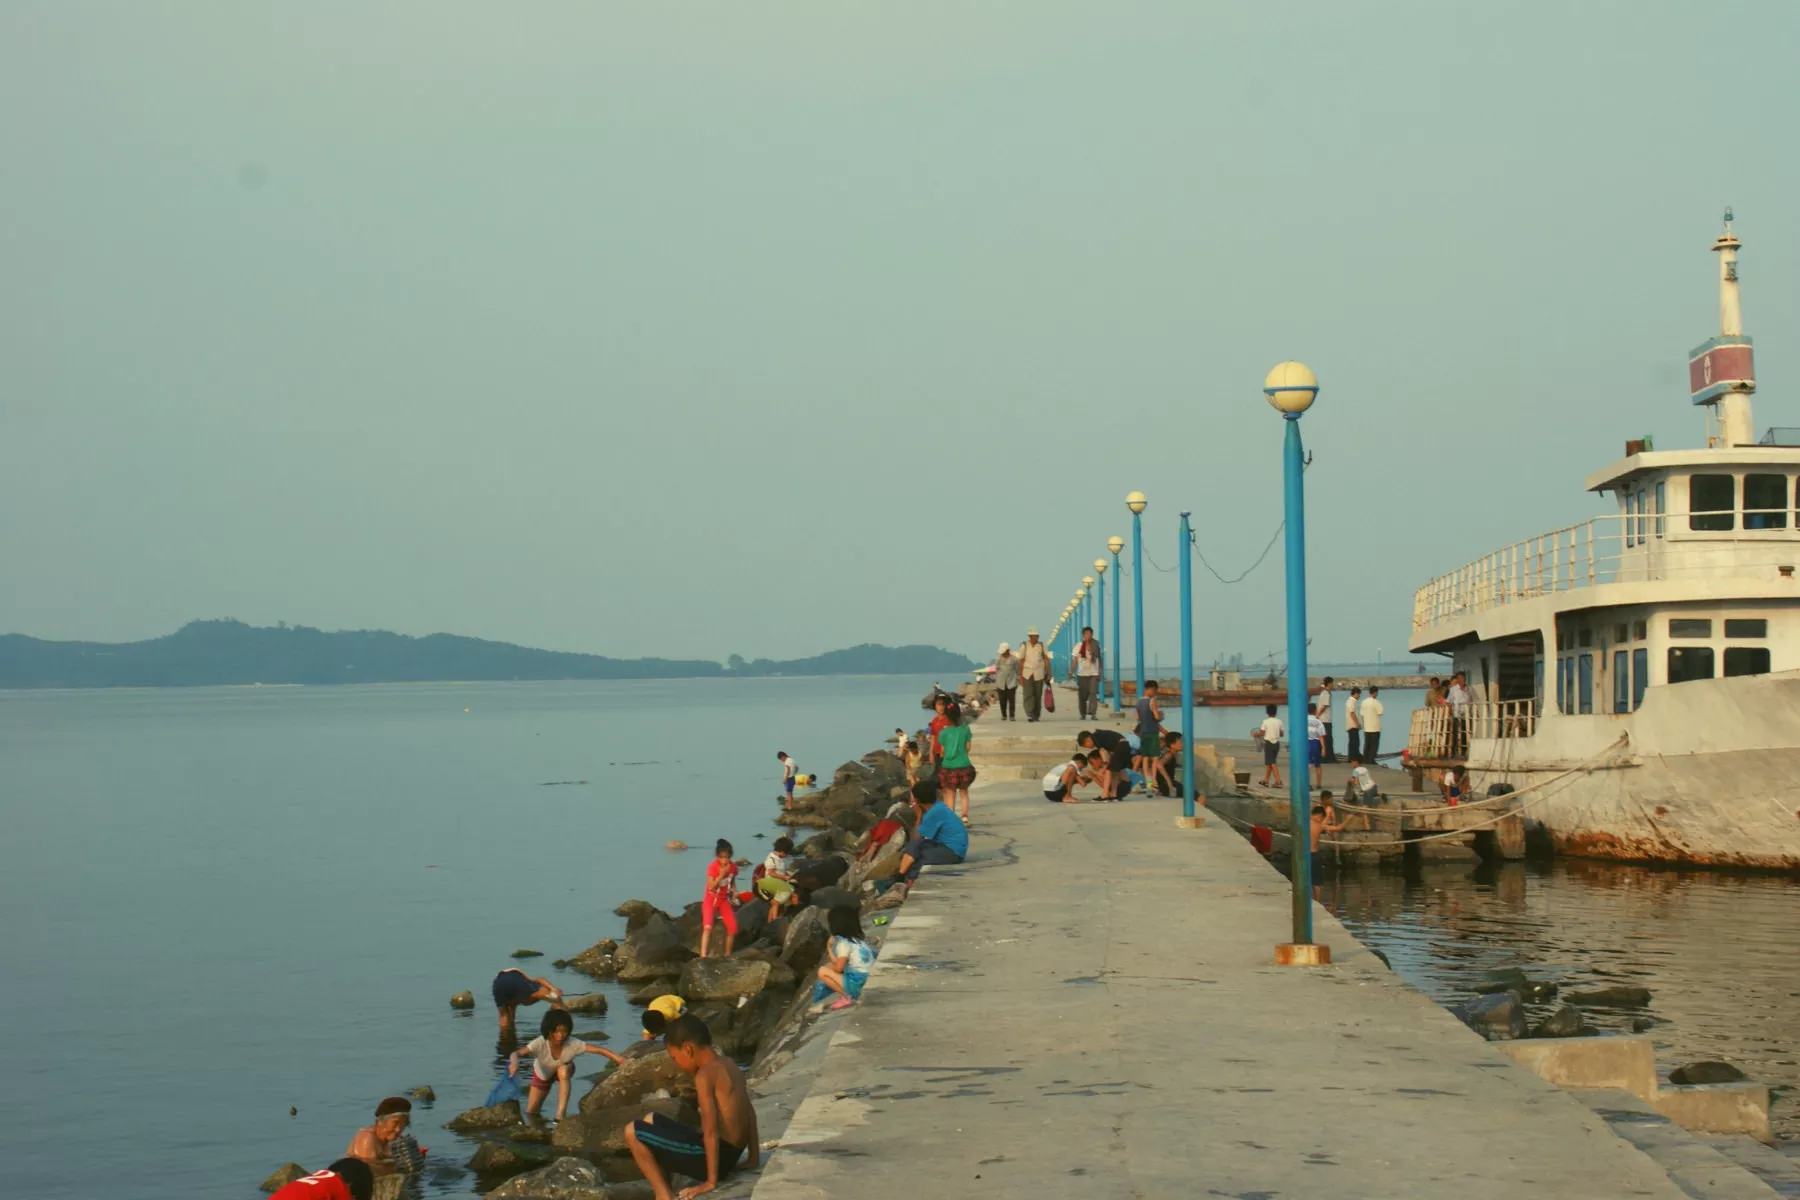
top-left (509, 1009), bottom-right (624, 1123)
top-left (809, 906), bottom-right (877, 1013)
top-left (625, 1015), bottom-right (760, 1200)
top-left (757, 837), bottom-right (799, 911)
top-left (699, 839), bottom-right (739, 958)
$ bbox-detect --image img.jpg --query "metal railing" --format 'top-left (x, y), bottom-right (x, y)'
top-left (1411, 511), bottom-right (1800, 633)
top-left (1408, 699), bottom-right (1540, 761)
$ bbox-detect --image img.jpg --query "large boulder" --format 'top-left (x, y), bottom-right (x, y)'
top-left (1455, 991), bottom-right (1527, 1040)
top-left (806, 886), bottom-right (858, 913)
top-left (488, 1157), bottom-right (613, 1199)
top-left (1528, 1005), bottom-right (1589, 1039)
top-left (731, 898), bottom-right (774, 942)
top-left (847, 845), bottom-right (904, 892)
top-left (560, 993), bottom-right (608, 1015)
top-left (579, 1048), bottom-right (690, 1114)
top-left (780, 907), bottom-right (830, 973)
top-left (614, 913), bottom-right (694, 981)
top-left (798, 831), bottom-right (841, 860)
top-left (793, 856), bottom-right (849, 893)
top-left (261, 1164), bottom-right (309, 1192)
top-left (627, 977), bottom-right (682, 1005)
top-left (445, 1100), bottom-right (523, 1131)
top-left (1669, 1061), bottom-right (1749, 1085)
top-left (613, 900), bottom-right (667, 933)
top-left (563, 939), bottom-right (619, 978)
top-left (467, 1141), bottom-right (554, 1176)
top-left (1568, 984), bottom-right (1653, 1008)
top-left (552, 1096), bottom-right (690, 1156)
top-left (679, 956), bottom-right (773, 1002)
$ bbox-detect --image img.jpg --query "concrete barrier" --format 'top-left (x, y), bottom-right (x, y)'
top-left (1496, 1037), bottom-right (1772, 1141)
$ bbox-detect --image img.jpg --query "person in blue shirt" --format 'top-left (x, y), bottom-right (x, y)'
top-left (898, 779), bottom-right (967, 883)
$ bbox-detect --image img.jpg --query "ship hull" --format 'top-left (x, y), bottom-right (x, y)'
top-left (1463, 673), bottom-right (1800, 871)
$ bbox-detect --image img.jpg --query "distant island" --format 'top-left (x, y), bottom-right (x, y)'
top-left (0, 619), bottom-right (981, 689)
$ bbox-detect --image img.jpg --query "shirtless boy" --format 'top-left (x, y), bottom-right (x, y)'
top-left (345, 1096), bottom-right (412, 1167)
top-left (624, 1014), bottom-right (760, 1199)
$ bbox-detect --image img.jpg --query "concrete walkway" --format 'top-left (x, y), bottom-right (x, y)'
top-left (751, 691), bottom-right (1694, 1199)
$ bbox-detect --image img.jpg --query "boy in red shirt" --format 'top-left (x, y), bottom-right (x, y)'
top-left (269, 1159), bottom-right (373, 1200)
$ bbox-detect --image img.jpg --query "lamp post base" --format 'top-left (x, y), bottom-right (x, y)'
top-left (1274, 943), bottom-right (1332, 967)
top-left (1173, 815), bottom-right (1205, 830)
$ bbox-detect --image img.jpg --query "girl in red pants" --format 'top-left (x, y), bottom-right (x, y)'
top-left (699, 839), bottom-right (739, 957)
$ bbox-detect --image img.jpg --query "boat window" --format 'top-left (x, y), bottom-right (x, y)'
top-left (1688, 474), bottom-right (1734, 531)
top-left (1655, 481), bottom-right (1666, 538)
top-left (1632, 647), bottom-right (1648, 708)
top-left (1669, 618), bottom-right (1712, 638)
top-left (1577, 655), bottom-right (1593, 713)
top-left (1724, 647), bottom-right (1771, 677)
top-left (1744, 474), bottom-right (1788, 529)
top-left (1725, 618), bottom-right (1767, 638)
top-left (1557, 658), bottom-right (1574, 714)
top-left (1667, 646), bottom-right (1714, 683)
top-left (1612, 650), bottom-right (1629, 711)
top-left (1613, 623), bottom-right (1628, 643)
top-left (1577, 627), bottom-right (1592, 648)
top-left (1632, 619), bottom-right (1647, 640)
top-left (1636, 488), bottom-right (1647, 542)
top-left (1625, 492), bottom-right (1636, 547)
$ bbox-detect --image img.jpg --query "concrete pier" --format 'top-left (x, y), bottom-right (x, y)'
top-left (748, 696), bottom-right (1725, 1198)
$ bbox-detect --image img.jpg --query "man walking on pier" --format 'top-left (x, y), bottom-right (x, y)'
top-left (1018, 629), bottom-right (1050, 722)
top-left (1360, 686), bottom-right (1384, 763)
top-left (1074, 626), bottom-right (1103, 720)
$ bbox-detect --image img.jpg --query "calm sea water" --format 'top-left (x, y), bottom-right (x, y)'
top-left (1318, 860), bottom-right (1800, 1141)
top-left (0, 677), bottom-right (940, 1199)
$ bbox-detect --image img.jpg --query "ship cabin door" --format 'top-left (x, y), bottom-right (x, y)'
top-left (1495, 634), bottom-right (1542, 737)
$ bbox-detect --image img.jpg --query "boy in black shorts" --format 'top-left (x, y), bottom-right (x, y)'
top-left (625, 1015), bottom-right (759, 1199)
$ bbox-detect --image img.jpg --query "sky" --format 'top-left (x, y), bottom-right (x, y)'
top-left (4, 1), bottom-right (1798, 666)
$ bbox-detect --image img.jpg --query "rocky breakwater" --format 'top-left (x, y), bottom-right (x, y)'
top-left (443, 745), bottom-right (919, 1190)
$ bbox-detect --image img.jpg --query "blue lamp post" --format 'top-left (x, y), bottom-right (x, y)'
top-left (1265, 360), bottom-right (1326, 964)
top-left (1081, 578), bottom-right (1093, 642)
top-left (1127, 492), bottom-right (1147, 699)
top-left (1093, 559), bottom-right (1108, 705)
top-left (1179, 512), bottom-right (1196, 822)
top-left (1107, 536), bottom-right (1124, 712)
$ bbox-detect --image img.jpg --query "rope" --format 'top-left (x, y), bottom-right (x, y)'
top-left (1215, 735), bottom-right (1630, 849)
top-left (1332, 735), bottom-right (1629, 815)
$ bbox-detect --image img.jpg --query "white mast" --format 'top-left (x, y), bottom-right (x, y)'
top-left (1711, 209), bottom-right (1754, 447)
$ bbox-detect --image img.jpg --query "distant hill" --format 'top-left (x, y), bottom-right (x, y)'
top-left (0, 620), bottom-right (978, 689)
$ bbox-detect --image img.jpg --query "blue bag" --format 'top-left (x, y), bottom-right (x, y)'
top-left (484, 1070), bottom-right (523, 1107)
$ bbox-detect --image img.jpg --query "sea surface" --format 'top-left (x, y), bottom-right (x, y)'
top-left (2, 681), bottom-right (1792, 1200)
top-left (0, 677), bottom-right (941, 1200)
top-left (1318, 860), bottom-right (1800, 1141)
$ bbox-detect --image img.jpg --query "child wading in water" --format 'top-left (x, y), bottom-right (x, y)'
top-left (509, 1008), bottom-right (624, 1122)
top-left (699, 839), bottom-right (739, 958)
top-left (625, 1014), bottom-right (760, 1200)
top-left (809, 906), bottom-right (877, 1013)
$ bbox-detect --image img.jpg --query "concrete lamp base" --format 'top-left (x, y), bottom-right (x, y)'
top-left (1173, 815), bottom-right (1205, 830)
top-left (1275, 943), bottom-right (1332, 967)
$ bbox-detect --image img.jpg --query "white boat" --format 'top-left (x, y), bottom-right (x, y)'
top-left (1407, 211), bottom-right (1800, 870)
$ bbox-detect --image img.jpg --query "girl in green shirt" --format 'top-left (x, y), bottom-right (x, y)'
top-left (935, 700), bottom-right (977, 823)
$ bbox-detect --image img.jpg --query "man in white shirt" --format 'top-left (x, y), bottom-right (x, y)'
top-left (1446, 672), bottom-right (1472, 757)
top-left (1306, 704), bottom-right (1327, 789)
top-left (1316, 677), bottom-right (1336, 763)
top-left (1344, 686), bottom-right (1362, 762)
top-left (1256, 704), bottom-right (1284, 789)
top-left (1018, 629), bottom-right (1050, 722)
top-left (1359, 687), bottom-right (1385, 763)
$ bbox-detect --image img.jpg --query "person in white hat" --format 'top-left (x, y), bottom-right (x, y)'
top-left (994, 642), bottom-right (1020, 720)
top-left (1018, 629), bottom-right (1050, 722)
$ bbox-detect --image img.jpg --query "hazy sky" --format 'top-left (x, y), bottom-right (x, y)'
top-left (4, 2), bottom-right (1797, 665)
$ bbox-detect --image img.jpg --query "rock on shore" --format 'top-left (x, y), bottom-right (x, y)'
top-left (1455, 991), bottom-right (1527, 1040)
top-left (1567, 984), bottom-right (1652, 1008)
top-left (262, 1164), bottom-right (309, 1191)
top-left (446, 1100), bottom-right (523, 1131)
top-left (487, 1157), bottom-right (613, 1199)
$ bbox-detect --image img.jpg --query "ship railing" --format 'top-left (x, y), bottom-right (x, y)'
top-left (1411, 512), bottom-right (1800, 632)
top-left (1407, 698), bottom-right (1539, 761)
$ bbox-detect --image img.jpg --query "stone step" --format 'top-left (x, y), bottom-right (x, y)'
top-left (1575, 1090), bottom-right (1781, 1199)
top-left (1705, 1138), bottom-right (1800, 1198)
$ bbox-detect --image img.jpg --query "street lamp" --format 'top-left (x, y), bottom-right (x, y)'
top-left (1178, 511), bottom-right (1198, 825)
top-left (1107, 536), bottom-right (1124, 712)
top-left (1080, 579), bottom-right (1093, 636)
top-left (1265, 360), bottom-right (1326, 966)
top-left (1126, 492), bottom-right (1147, 699)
